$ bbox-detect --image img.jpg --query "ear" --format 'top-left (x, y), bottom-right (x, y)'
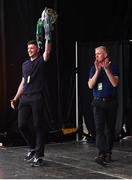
top-left (104, 52), bottom-right (108, 58)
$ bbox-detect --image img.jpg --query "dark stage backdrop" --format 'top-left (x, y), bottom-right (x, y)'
top-left (1, 0), bottom-right (132, 142)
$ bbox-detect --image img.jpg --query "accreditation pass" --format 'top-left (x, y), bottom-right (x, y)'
top-left (27, 75), bottom-right (31, 83)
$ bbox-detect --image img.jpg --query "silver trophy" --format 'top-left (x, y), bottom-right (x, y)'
top-left (41, 7), bottom-right (58, 31)
top-left (41, 7), bottom-right (58, 41)
top-left (36, 7), bottom-right (58, 49)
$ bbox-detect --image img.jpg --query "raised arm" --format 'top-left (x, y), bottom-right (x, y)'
top-left (104, 68), bottom-right (119, 87)
top-left (43, 40), bottom-right (52, 62)
top-left (41, 7), bottom-right (58, 62)
top-left (88, 60), bottom-right (101, 89)
top-left (103, 58), bottom-right (119, 87)
top-left (88, 70), bottom-right (100, 89)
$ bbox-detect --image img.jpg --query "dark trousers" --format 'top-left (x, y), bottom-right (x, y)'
top-left (92, 98), bottom-right (117, 156)
top-left (18, 94), bottom-right (47, 158)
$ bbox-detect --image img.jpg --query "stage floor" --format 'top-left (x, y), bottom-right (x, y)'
top-left (0, 140), bottom-right (132, 179)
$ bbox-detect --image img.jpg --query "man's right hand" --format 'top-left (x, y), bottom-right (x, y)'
top-left (10, 99), bottom-right (17, 110)
top-left (94, 60), bottom-right (101, 72)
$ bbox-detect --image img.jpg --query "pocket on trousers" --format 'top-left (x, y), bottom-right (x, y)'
top-left (91, 99), bottom-right (105, 108)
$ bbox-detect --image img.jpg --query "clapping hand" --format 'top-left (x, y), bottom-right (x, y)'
top-left (94, 60), bottom-right (101, 72)
top-left (102, 58), bottom-right (111, 70)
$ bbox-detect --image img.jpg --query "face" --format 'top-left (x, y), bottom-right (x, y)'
top-left (95, 48), bottom-right (107, 62)
top-left (27, 44), bottom-right (39, 59)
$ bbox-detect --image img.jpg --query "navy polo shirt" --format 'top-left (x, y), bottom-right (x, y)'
top-left (22, 56), bottom-right (46, 95)
top-left (89, 64), bottom-right (119, 98)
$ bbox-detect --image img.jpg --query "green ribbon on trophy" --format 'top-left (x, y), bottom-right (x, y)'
top-left (36, 7), bottom-right (58, 49)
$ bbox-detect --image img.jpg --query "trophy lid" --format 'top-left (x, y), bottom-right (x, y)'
top-left (41, 7), bottom-right (58, 25)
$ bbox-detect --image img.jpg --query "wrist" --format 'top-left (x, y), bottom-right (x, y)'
top-left (13, 96), bottom-right (19, 101)
top-left (104, 68), bottom-right (109, 72)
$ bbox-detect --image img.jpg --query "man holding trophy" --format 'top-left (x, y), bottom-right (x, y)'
top-left (10, 7), bottom-right (58, 167)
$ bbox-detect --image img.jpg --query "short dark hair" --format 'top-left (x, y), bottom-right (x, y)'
top-left (27, 39), bottom-right (38, 46)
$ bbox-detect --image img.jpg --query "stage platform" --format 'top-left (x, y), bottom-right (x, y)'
top-left (0, 140), bottom-right (132, 179)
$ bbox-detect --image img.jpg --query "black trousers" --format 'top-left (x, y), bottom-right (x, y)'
top-left (18, 93), bottom-right (47, 158)
top-left (92, 98), bottom-right (117, 156)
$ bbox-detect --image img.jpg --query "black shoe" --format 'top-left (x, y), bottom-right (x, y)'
top-left (86, 134), bottom-right (96, 144)
top-left (24, 150), bottom-right (35, 162)
top-left (95, 156), bottom-right (108, 166)
top-left (31, 158), bottom-right (45, 167)
top-left (105, 153), bottom-right (112, 163)
top-left (87, 136), bottom-right (96, 144)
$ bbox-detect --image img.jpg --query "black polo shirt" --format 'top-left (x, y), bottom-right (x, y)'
top-left (22, 56), bottom-right (46, 95)
top-left (89, 64), bottom-right (119, 98)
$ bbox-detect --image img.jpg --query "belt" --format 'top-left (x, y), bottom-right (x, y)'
top-left (23, 92), bottom-right (41, 97)
top-left (94, 97), bottom-right (114, 102)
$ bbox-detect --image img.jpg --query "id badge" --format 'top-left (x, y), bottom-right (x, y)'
top-left (27, 75), bottom-right (31, 83)
top-left (98, 82), bottom-right (103, 90)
